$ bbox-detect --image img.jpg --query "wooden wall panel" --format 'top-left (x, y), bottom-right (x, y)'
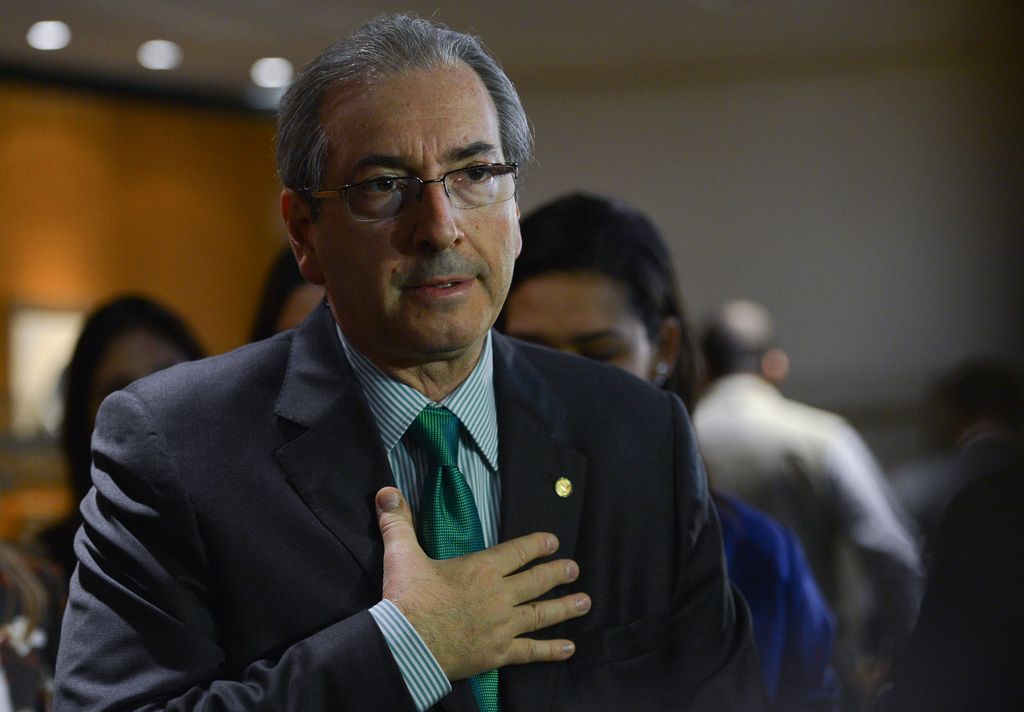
top-left (0, 81), bottom-right (287, 433)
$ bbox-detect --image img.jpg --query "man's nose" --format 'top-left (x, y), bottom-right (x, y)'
top-left (411, 180), bottom-right (460, 251)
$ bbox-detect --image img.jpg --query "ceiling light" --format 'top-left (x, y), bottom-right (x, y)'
top-left (137, 40), bottom-right (182, 71)
top-left (250, 57), bottom-right (293, 89)
top-left (27, 21), bottom-right (71, 51)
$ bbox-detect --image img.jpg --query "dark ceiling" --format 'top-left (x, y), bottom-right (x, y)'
top-left (1, 0), bottom-right (1019, 111)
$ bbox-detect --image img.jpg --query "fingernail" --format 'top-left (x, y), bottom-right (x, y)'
top-left (562, 642), bottom-right (576, 657)
top-left (546, 535), bottom-right (558, 554)
top-left (575, 594), bottom-right (591, 613)
top-left (379, 490), bottom-right (401, 512)
top-left (565, 561), bottom-right (579, 581)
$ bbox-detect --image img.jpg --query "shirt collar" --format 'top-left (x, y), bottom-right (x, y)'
top-left (336, 326), bottom-right (499, 470)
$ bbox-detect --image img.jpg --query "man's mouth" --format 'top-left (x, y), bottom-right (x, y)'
top-left (411, 277), bottom-right (469, 289)
top-left (401, 276), bottom-right (476, 302)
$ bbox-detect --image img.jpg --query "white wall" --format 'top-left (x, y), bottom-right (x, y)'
top-left (515, 53), bottom-right (1023, 466)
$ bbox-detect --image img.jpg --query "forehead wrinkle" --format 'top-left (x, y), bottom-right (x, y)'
top-left (448, 141), bottom-right (501, 163)
top-left (321, 64), bottom-right (503, 185)
top-left (354, 154), bottom-right (410, 172)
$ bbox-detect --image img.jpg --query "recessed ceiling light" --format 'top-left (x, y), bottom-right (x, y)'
top-left (27, 21), bottom-right (71, 51)
top-left (250, 57), bottom-right (293, 89)
top-left (137, 40), bottom-right (182, 71)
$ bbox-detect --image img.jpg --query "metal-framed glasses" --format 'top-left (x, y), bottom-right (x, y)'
top-left (308, 162), bottom-right (518, 222)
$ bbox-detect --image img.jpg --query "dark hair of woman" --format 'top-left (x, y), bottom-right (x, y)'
top-left (42, 295), bottom-right (204, 578)
top-left (500, 192), bottom-right (700, 408)
top-left (250, 245), bottom-right (310, 342)
top-left (62, 296), bottom-right (204, 503)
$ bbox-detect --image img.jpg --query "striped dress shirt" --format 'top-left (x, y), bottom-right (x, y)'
top-left (337, 327), bottom-right (501, 711)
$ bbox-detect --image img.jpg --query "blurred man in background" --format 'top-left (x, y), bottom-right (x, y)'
top-left (891, 358), bottom-right (1024, 550)
top-left (693, 299), bottom-right (922, 708)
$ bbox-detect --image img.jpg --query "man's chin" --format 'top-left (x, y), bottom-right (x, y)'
top-left (396, 323), bottom-right (489, 363)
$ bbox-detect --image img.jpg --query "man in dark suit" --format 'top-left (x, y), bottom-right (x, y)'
top-left (881, 453), bottom-right (1024, 711)
top-left (54, 14), bottom-right (762, 711)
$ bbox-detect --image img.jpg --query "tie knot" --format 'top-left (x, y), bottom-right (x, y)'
top-left (409, 406), bottom-right (460, 469)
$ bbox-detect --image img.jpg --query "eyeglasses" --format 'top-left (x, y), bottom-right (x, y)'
top-left (308, 162), bottom-right (518, 222)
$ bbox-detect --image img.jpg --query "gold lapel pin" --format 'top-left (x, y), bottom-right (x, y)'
top-left (554, 477), bottom-right (573, 498)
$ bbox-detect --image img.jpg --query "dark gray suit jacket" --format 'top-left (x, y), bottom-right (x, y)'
top-left (54, 303), bottom-right (763, 710)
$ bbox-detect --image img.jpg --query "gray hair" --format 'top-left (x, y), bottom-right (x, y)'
top-left (275, 14), bottom-right (533, 215)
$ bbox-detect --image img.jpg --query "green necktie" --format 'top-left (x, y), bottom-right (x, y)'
top-left (408, 406), bottom-right (500, 712)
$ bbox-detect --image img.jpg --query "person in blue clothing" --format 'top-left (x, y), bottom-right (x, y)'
top-left (716, 496), bottom-right (839, 709)
top-left (499, 192), bottom-right (839, 711)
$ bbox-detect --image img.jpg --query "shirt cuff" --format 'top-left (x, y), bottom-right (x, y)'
top-left (369, 599), bottom-right (451, 711)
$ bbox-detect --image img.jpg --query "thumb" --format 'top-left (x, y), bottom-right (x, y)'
top-left (376, 486), bottom-right (418, 549)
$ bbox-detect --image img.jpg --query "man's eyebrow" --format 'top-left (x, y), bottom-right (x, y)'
top-left (351, 142), bottom-right (500, 175)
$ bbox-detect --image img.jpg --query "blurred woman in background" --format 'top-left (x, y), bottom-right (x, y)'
top-left (500, 193), bottom-right (839, 711)
top-left (39, 295), bottom-right (204, 581)
top-left (249, 245), bottom-right (323, 342)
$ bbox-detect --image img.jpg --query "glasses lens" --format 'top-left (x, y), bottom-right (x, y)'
top-left (445, 165), bottom-right (517, 209)
top-left (346, 177), bottom-right (415, 220)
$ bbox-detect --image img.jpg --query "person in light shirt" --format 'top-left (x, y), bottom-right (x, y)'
top-left (694, 299), bottom-right (922, 707)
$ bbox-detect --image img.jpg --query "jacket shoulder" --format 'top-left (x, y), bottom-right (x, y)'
top-left (125, 332), bottom-right (293, 415)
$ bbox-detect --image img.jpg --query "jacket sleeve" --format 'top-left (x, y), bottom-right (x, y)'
top-left (53, 389), bottom-right (417, 711)
top-left (825, 424), bottom-right (923, 657)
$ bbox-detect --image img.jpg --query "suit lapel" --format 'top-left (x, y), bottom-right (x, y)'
top-left (273, 303), bottom-right (393, 585)
top-left (271, 322), bottom-right (585, 710)
top-left (492, 334), bottom-right (587, 712)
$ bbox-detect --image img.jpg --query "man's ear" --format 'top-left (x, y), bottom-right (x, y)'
top-left (512, 200), bottom-right (523, 258)
top-left (281, 188), bottom-right (326, 285)
top-left (760, 347), bottom-right (790, 384)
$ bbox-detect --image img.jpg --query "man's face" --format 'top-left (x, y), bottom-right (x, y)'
top-left (284, 63), bottom-right (521, 368)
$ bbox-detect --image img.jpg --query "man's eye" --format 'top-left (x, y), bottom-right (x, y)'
top-left (361, 178), bottom-right (400, 194)
top-left (351, 177), bottom-right (409, 196)
top-left (461, 166), bottom-right (494, 183)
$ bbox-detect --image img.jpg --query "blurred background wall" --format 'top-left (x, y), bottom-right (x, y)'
top-left (520, 49), bottom-right (1023, 465)
top-left (0, 82), bottom-right (281, 358)
top-left (0, 0), bottom-right (1021, 540)
top-left (0, 83), bottom-right (283, 537)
